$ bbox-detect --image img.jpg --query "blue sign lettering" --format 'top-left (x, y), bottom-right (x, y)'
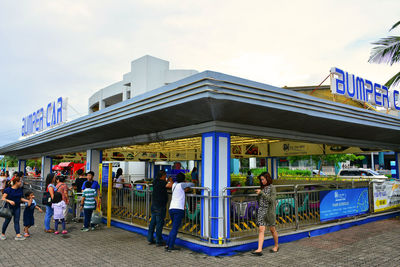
top-left (331, 67), bottom-right (397, 110)
top-left (21, 97), bottom-right (67, 137)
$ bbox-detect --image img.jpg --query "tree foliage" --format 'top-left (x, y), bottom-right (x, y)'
top-left (369, 20), bottom-right (400, 88)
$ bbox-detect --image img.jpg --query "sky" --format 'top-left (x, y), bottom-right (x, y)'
top-left (0, 0), bottom-right (399, 146)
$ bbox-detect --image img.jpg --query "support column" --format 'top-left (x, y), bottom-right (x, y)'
top-left (379, 152), bottom-right (385, 169)
top-left (86, 149), bottom-right (102, 179)
top-left (265, 157), bottom-right (278, 179)
top-left (230, 159), bottom-right (240, 174)
top-left (249, 157), bottom-right (257, 169)
top-left (201, 132), bottom-right (230, 243)
top-left (41, 156), bottom-right (52, 179)
top-left (394, 152), bottom-right (400, 179)
top-left (18, 160), bottom-right (27, 175)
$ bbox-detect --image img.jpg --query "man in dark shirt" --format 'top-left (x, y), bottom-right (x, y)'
top-left (75, 169), bottom-right (87, 193)
top-left (147, 170), bottom-right (171, 246)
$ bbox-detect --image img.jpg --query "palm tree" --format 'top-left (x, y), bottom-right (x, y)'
top-left (369, 21), bottom-right (400, 88)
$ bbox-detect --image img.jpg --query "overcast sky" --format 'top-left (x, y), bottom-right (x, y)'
top-left (0, 0), bottom-right (399, 146)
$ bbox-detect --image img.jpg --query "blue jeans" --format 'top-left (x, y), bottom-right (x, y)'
top-left (166, 209), bottom-right (184, 248)
top-left (147, 206), bottom-right (166, 243)
top-left (84, 209), bottom-right (94, 228)
top-left (2, 205), bottom-right (21, 235)
top-left (44, 205), bottom-right (54, 231)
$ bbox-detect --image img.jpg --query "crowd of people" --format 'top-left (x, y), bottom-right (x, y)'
top-left (1, 167), bottom-right (279, 254)
top-left (0, 170), bottom-right (101, 241)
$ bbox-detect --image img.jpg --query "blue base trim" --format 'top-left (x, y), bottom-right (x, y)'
top-left (103, 211), bottom-right (400, 256)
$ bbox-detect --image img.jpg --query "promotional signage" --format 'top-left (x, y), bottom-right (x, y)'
top-left (21, 97), bottom-right (67, 137)
top-left (330, 67), bottom-right (400, 110)
top-left (373, 181), bottom-right (400, 212)
top-left (319, 188), bottom-right (369, 221)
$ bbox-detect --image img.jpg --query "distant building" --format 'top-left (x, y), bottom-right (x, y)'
top-left (88, 55), bottom-right (198, 113)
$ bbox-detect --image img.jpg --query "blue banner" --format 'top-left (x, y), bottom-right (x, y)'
top-left (320, 188), bottom-right (369, 221)
top-left (102, 163), bottom-right (110, 186)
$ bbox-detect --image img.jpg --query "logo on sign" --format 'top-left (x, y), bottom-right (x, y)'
top-left (21, 97), bottom-right (68, 137)
top-left (334, 191), bottom-right (346, 201)
top-left (330, 67), bottom-right (400, 110)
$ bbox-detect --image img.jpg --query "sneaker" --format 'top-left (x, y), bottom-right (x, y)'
top-left (44, 229), bottom-right (54, 233)
top-left (62, 230), bottom-right (68, 234)
top-left (54, 231), bottom-right (60, 235)
top-left (23, 233), bottom-right (30, 238)
top-left (15, 235), bottom-right (26, 241)
top-left (0, 235), bottom-right (6, 240)
top-left (90, 227), bottom-right (95, 231)
top-left (81, 228), bottom-right (89, 232)
top-left (156, 242), bottom-right (166, 247)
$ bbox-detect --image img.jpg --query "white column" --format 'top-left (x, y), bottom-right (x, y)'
top-left (86, 149), bottom-right (102, 180)
top-left (201, 132), bottom-right (230, 243)
top-left (41, 156), bottom-right (52, 179)
top-left (18, 160), bottom-right (27, 176)
top-left (99, 100), bottom-right (106, 110)
top-left (249, 157), bottom-right (257, 169)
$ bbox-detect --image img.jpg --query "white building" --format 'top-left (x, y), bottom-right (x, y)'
top-left (88, 55), bottom-right (198, 113)
top-left (89, 55), bottom-right (198, 180)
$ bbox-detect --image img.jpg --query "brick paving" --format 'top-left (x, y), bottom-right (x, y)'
top-left (0, 209), bottom-right (399, 266)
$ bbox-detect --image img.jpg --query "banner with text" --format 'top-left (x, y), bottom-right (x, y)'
top-left (320, 188), bottom-right (369, 221)
top-left (373, 180), bottom-right (400, 212)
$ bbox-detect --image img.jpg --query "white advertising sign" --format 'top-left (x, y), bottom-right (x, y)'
top-left (373, 180), bottom-right (400, 212)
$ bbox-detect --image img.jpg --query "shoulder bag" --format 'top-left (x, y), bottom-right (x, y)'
top-left (0, 200), bottom-right (12, 219)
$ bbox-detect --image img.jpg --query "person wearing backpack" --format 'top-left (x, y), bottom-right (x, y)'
top-left (44, 173), bottom-right (57, 233)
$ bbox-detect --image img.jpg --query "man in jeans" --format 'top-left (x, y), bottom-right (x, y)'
top-left (147, 170), bottom-right (170, 246)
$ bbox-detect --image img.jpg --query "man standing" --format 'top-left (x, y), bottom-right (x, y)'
top-left (75, 169), bottom-right (87, 193)
top-left (147, 170), bottom-right (170, 246)
top-left (82, 171), bottom-right (101, 211)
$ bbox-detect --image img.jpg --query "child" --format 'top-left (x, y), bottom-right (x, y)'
top-left (80, 181), bottom-right (97, 232)
top-left (51, 192), bottom-right (67, 235)
top-left (23, 191), bottom-right (43, 237)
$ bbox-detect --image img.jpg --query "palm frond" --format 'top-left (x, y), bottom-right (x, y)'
top-left (385, 71), bottom-right (400, 88)
top-left (390, 21), bottom-right (400, 32)
top-left (368, 36), bottom-right (400, 65)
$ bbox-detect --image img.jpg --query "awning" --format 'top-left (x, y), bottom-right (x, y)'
top-left (58, 162), bottom-right (74, 168)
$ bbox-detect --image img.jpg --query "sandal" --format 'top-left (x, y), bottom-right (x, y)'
top-left (44, 229), bottom-right (55, 233)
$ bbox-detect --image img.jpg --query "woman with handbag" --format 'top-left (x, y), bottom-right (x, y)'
top-left (251, 172), bottom-right (279, 256)
top-left (1, 176), bottom-right (31, 241)
top-left (44, 173), bottom-right (57, 233)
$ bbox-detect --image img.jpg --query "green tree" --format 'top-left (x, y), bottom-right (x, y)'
top-left (0, 155), bottom-right (18, 168)
top-left (288, 154), bottom-right (365, 175)
top-left (369, 20), bottom-right (400, 88)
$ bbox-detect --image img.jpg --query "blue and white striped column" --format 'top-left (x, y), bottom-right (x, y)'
top-left (18, 160), bottom-right (27, 175)
top-left (265, 157), bottom-right (278, 179)
top-left (86, 149), bottom-right (102, 177)
top-left (41, 156), bottom-right (52, 179)
top-left (201, 132), bottom-right (230, 243)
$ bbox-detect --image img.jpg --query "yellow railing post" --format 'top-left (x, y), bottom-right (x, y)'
top-left (98, 164), bottom-right (102, 212)
top-left (107, 163), bottom-right (112, 228)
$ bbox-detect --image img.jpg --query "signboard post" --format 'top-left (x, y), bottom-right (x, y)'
top-left (100, 163), bottom-right (113, 228)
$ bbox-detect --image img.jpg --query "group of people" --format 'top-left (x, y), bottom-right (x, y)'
top-left (147, 170), bottom-right (279, 254)
top-left (0, 169), bottom-right (101, 241)
top-left (147, 171), bottom-right (194, 251)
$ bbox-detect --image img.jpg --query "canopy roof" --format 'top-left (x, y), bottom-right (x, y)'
top-left (1, 71), bottom-right (400, 159)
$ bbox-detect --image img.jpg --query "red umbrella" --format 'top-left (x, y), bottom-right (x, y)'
top-left (52, 165), bottom-right (63, 171)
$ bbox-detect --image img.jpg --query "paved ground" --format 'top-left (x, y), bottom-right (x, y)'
top-left (0, 209), bottom-right (400, 266)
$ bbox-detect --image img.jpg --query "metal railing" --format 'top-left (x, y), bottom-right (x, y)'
top-left (23, 176), bottom-right (399, 245)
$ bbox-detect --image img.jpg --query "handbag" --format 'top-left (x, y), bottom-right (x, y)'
top-left (0, 200), bottom-right (12, 219)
